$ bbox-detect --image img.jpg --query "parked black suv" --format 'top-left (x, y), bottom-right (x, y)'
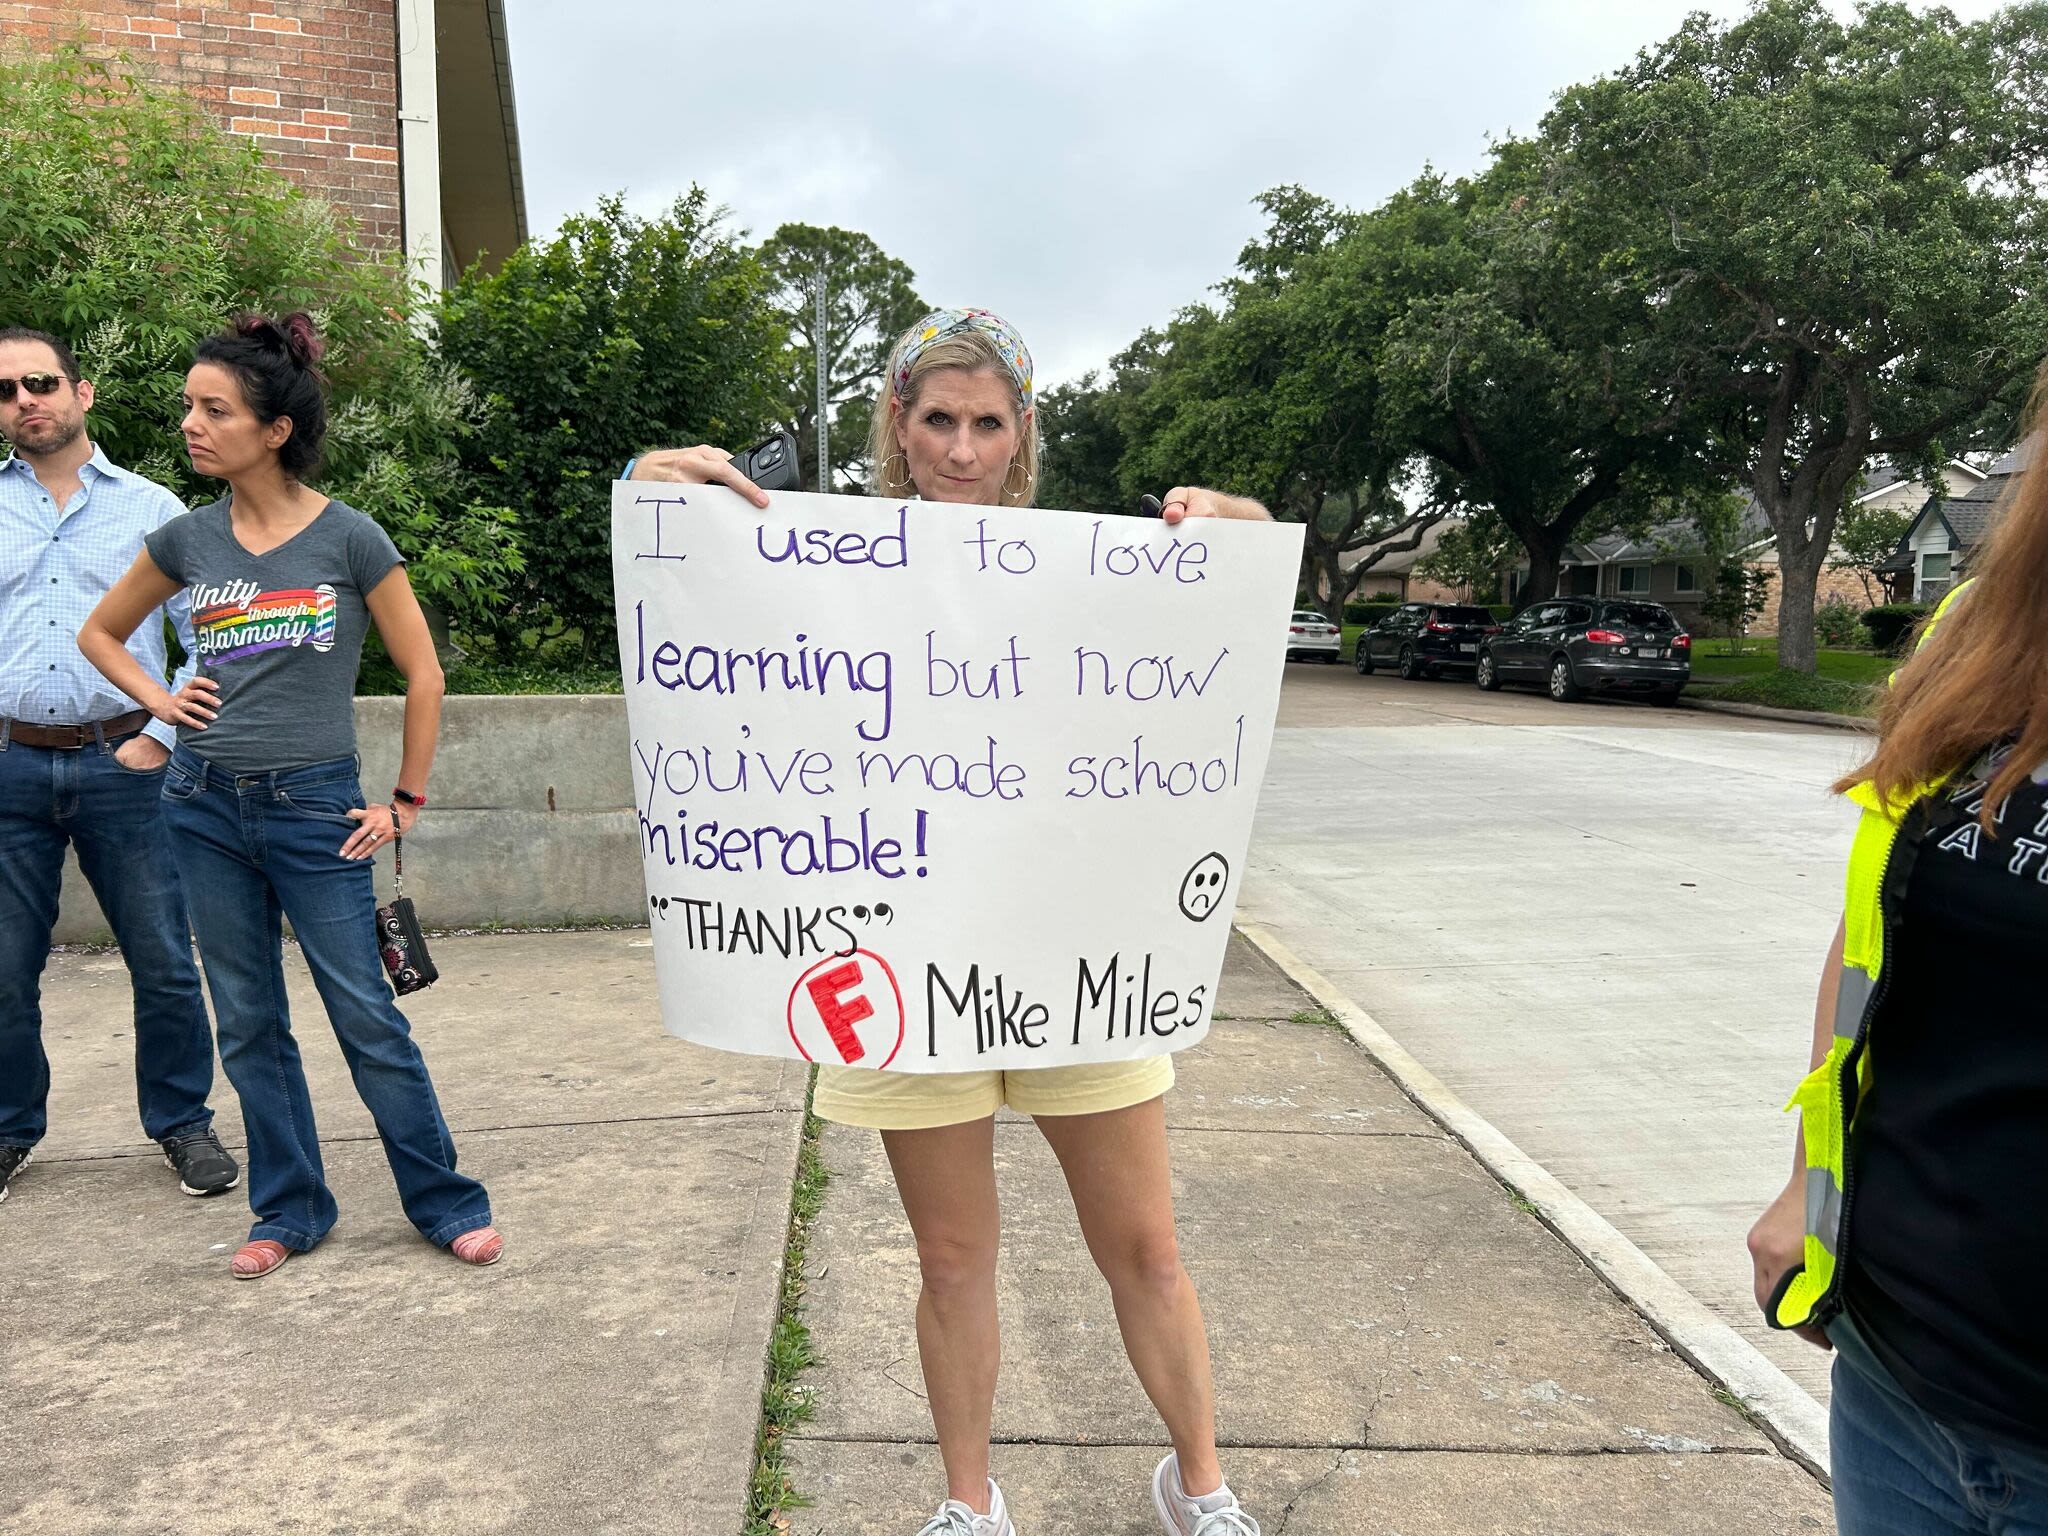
top-left (1354, 603), bottom-right (1499, 680)
top-left (1476, 597), bottom-right (1692, 703)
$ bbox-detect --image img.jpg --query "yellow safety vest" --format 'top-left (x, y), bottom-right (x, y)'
top-left (1770, 583), bottom-right (1973, 1330)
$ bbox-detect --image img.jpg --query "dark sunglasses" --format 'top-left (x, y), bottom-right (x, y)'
top-left (0, 372), bottom-right (67, 403)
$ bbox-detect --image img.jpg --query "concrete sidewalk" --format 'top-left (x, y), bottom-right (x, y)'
top-left (786, 935), bottom-right (1832, 1534)
top-left (2, 931), bottom-right (1831, 1534)
top-left (1, 931), bottom-right (807, 1536)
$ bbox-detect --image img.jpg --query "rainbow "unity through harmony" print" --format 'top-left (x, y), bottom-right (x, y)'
top-left (188, 579), bottom-right (338, 664)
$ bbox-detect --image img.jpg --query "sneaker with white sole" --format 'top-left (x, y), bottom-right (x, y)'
top-left (160, 1126), bottom-right (239, 1197)
top-left (0, 1144), bottom-right (30, 1205)
top-left (1153, 1453), bottom-right (1259, 1536)
top-left (916, 1477), bottom-right (1015, 1536)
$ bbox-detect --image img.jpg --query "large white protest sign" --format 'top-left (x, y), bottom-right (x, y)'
top-left (612, 485), bottom-right (1304, 1072)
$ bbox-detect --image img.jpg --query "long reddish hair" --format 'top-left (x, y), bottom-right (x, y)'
top-left (1838, 365), bottom-right (2048, 827)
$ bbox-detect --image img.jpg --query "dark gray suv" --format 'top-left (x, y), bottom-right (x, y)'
top-left (1476, 598), bottom-right (1692, 704)
top-left (1355, 603), bottom-right (1500, 680)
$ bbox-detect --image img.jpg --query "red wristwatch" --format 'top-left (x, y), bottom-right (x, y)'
top-left (392, 787), bottom-right (427, 809)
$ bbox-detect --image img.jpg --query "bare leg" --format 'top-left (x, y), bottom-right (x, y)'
top-left (882, 1118), bottom-right (1002, 1510)
top-left (1034, 1096), bottom-right (1224, 1495)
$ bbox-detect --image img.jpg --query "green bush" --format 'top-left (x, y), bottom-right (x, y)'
top-left (0, 49), bottom-right (521, 630)
top-left (1860, 603), bottom-right (1931, 654)
top-left (1488, 603), bottom-right (1515, 622)
top-left (436, 192), bottom-right (787, 654)
top-left (1814, 597), bottom-right (1865, 648)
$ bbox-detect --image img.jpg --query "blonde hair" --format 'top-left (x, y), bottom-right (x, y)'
top-left (867, 325), bottom-right (1040, 506)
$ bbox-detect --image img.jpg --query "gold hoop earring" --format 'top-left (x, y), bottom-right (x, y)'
top-left (1003, 461), bottom-right (1035, 502)
top-left (880, 452), bottom-right (911, 489)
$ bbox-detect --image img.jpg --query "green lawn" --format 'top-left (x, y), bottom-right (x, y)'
top-left (1705, 671), bottom-right (1878, 717)
top-left (1687, 639), bottom-right (1892, 687)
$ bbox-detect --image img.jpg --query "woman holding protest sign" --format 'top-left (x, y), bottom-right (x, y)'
top-left (630, 307), bottom-right (1267, 1536)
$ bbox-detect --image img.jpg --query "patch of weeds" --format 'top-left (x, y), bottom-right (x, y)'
top-left (745, 1081), bottom-right (831, 1535)
top-left (1289, 1005), bottom-right (1342, 1032)
top-left (424, 918), bottom-right (646, 938)
top-left (1711, 1385), bottom-right (1769, 1432)
top-left (1505, 1186), bottom-right (1541, 1216)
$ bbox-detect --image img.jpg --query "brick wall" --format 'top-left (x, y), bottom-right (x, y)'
top-left (1753, 565), bottom-right (1872, 637)
top-left (8, 2), bottom-right (403, 250)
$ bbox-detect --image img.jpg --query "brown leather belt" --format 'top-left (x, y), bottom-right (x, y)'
top-left (4, 709), bottom-right (154, 750)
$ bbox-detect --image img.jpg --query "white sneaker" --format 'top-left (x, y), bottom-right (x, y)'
top-left (916, 1477), bottom-right (1016, 1536)
top-left (1153, 1454), bottom-right (1260, 1536)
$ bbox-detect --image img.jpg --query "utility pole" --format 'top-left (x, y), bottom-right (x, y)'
top-left (813, 257), bottom-right (830, 492)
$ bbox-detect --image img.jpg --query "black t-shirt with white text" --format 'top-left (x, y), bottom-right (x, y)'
top-left (1845, 744), bottom-right (2048, 1452)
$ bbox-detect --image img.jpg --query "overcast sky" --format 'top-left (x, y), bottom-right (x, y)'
top-left (499, 0), bottom-right (2005, 388)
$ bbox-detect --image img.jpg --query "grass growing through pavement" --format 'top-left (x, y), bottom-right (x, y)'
top-left (1290, 1006), bottom-right (1343, 1032)
top-left (1711, 1385), bottom-right (1770, 1433)
top-left (744, 1087), bottom-right (831, 1536)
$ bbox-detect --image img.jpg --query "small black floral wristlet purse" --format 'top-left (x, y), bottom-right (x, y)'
top-left (375, 803), bottom-right (438, 996)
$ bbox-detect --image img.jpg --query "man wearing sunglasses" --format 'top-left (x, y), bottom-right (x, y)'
top-left (0, 326), bottom-right (237, 1208)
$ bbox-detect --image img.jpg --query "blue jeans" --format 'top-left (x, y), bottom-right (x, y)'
top-left (160, 747), bottom-right (490, 1251)
top-left (1831, 1311), bottom-right (2048, 1535)
top-left (0, 726), bottom-right (215, 1148)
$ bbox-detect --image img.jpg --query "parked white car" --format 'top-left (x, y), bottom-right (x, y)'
top-left (1286, 609), bottom-right (1343, 663)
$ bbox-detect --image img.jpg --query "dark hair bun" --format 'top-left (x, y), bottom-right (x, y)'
top-left (281, 312), bottom-right (324, 368)
top-left (232, 311), bottom-right (325, 372)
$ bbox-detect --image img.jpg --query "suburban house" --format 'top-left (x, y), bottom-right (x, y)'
top-left (1547, 513), bottom-right (1773, 630)
top-left (1328, 455), bottom-right (2015, 626)
top-left (1877, 444), bottom-right (2031, 602)
top-left (1742, 459), bottom-right (1987, 625)
top-left (14, 0), bottom-right (527, 286)
top-left (1337, 512), bottom-right (1755, 625)
top-left (1337, 519), bottom-right (1467, 605)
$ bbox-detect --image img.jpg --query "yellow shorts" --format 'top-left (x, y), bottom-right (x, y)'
top-left (812, 1055), bottom-right (1176, 1131)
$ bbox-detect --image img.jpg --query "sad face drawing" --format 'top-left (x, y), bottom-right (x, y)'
top-left (1178, 853), bottom-right (1231, 922)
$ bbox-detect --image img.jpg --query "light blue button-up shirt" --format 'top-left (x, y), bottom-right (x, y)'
top-left (0, 444), bottom-right (198, 748)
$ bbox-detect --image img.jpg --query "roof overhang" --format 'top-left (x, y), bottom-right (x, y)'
top-left (436, 0), bottom-right (528, 276)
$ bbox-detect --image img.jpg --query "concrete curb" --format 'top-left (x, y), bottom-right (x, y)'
top-left (1681, 694), bottom-right (1875, 733)
top-left (1235, 922), bottom-right (1833, 1485)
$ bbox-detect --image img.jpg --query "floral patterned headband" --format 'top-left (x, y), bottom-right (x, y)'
top-left (891, 307), bottom-right (1035, 413)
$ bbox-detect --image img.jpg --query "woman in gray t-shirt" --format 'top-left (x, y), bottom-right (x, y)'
top-left (80, 313), bottom-right (502, 1281)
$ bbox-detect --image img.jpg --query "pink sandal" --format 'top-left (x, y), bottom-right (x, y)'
top-left (448, 1227), bottom-right (504, 1266)
top-left (231, 1240), bottom-right (291, 1280)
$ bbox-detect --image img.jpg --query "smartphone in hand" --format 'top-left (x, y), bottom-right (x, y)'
top-left (727, 431), bottom-right (802, 493)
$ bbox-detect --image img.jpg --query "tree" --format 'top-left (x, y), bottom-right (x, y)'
top-left (1546, 0), bottom-right (2048, 671)
top-left (1120, 190), bottom-right (1444, 621)
top-left (1417, 513), bottom-right (1517, 602)
top-left (1372, 152), bottom-right (1713, 606)
top-left (1702, 560), bottom-right (1776, 651)
top-left (1037, 371), bottom-right (1133, 515)
top-left (0, 48), bottom-right (521, 630)
top-left (755, 224), bottom-right (925, 492)
top-left (1832, 502), bottom-right (1914, 606)
top-left (1661, 491), bottom-right (1778, 650)
top-left (437, 192), bottom-right (786, 650)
